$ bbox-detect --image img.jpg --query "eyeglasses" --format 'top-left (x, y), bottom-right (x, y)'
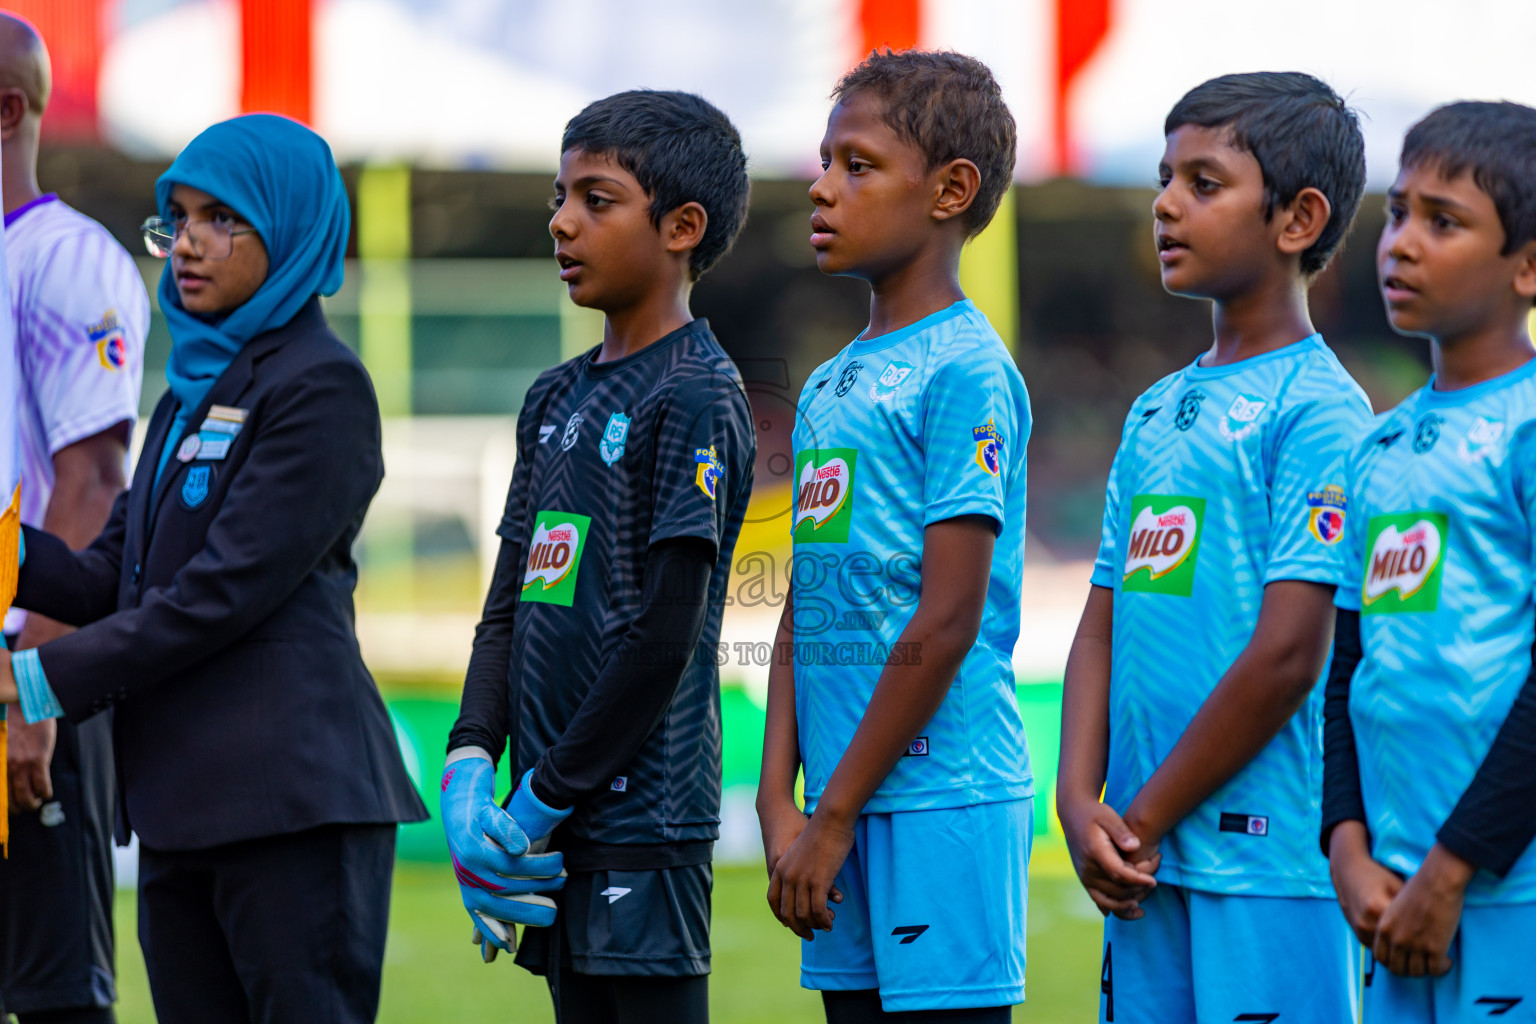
top-left (140, 216), bottom-right (258, 259)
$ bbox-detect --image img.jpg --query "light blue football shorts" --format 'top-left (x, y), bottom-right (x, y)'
top-left (1100, 882), bottom-right (1356, 1023)
top-left (799, 797), bottom-right (1031, 1013)
top-left (1362, 902), bottom-right (1536, 1023)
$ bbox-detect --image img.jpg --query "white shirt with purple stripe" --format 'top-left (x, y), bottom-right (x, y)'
top-left (4, 194), bottom-right (148, 635)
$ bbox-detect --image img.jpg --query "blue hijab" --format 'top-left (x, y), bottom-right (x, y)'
top-left (154, 114), bottom-right (350, 481)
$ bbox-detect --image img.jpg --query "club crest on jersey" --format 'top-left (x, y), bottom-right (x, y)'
top-left (88, 310), bottom-right (127, 371)
top-left (1123, 494), bottom-right (1206, 596)
top-left (1412, 413), bottom-right (1443, 454)
top-left (972, 419), bottom-right (1003, 476)
top-left (1306, 485), bottom-right (1347, 545)
top-left (869, 360), bottom-right (916, 402)
top-left (1362, 512), bottom-right (1447, 614)
top-left (1458, 416), bottom-right (1505, 463)
top-left (695, 445), bottom-right (723, 500)
top-left (181, 466), bottom-right (211, 510)
top-left (523, 511), bottom-right (592, 607)
top-left (1174, 389), bottom-right (1206, 431)
top-left (1219, 393), bottom-right (1269, 441)
top-left (793, 448), bottom-right (858, 544)
top-left (834, 361), bottom-right (865, 397)
top-left (599, 412), bottom-right (630, 465)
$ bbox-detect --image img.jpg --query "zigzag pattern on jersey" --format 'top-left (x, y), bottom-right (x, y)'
top-left (1342, 368), bottom-right (1536, 905)
top-left (1097, 337), bottom-right (1371, 897)
top-left (503, 325), bottom-right (753, 849)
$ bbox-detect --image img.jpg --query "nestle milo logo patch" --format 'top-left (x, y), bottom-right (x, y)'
top-left (1123, 494), bottom-right (1206, 597)
top-left (523, 511), bottom-right (592, 606)
top-left (793, 448), bottom-right (857, 544)
top-left (1362, 512), bottom-right (1446, 614)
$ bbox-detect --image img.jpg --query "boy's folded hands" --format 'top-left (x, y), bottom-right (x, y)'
top-left (1062, 796), bottom-right (1161, 920)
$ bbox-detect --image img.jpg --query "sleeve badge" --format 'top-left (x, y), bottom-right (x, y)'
top-left (87, 310), bottom-right (127, 371)
top-left (695, 445), bottom-right (723, 500)
top-left (1307, 485), bottom-right (1347, 545)
top-left (972, 419), bottom-right (1003, 477)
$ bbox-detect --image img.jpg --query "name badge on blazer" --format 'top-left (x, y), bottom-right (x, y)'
top-left (195, 405), bottom-right (248, 462)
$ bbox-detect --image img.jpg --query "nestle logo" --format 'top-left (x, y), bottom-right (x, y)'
top-left (1157, 513), bottom-right (1186, 527)
top-left (548, 529), bottom-right (572, 542)
top-left (816, 465), bottom-right (841, 480)
top-left (1402, 527), bottom-right (1426, 545)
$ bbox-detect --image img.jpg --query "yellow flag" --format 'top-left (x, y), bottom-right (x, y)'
top-left (0, 143), bottom-right (20, 850)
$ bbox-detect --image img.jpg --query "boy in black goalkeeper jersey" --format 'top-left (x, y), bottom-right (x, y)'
top-left (441, 91), bottom-right (755, 1023)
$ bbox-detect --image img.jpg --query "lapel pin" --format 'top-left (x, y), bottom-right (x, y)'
top-left (177, 435), bottom-right (202, 463)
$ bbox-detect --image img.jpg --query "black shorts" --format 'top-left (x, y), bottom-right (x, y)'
top-left (0, 711), bottom-right (117, 1013)
top-left (517, 863), bottom-right (712, 978)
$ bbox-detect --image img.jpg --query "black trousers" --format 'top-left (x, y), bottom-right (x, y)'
top-left (0, 712), bottom-right (117, 1016)
top-left (137, 822), bottom-right (396, 1024)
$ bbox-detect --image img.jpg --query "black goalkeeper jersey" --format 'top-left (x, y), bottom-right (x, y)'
top-left (492, 320), bottom-right (752, 866)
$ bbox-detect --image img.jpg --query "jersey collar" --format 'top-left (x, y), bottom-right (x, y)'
top-left (3, 192), bottom-right (58, 228)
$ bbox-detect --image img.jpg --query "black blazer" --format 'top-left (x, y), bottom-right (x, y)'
top-left (16, 298), bottom-right (427, 850)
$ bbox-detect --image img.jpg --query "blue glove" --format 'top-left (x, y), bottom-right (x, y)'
top-left (507, 767), bottom-right (573, 844)
top-left (440, 753), bottom-right (566, 957)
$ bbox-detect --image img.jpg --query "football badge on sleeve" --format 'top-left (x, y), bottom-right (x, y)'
top-left (1306, 485), bottom-right (1347, 545)
top-left (695, 445), bottom-right (723, 500)
top-left (88, 310), bottom-right (128, 371)
top-left (972, 419), bottom-right (1003, 477)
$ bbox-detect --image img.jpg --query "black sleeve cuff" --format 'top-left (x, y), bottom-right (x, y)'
top-left (1320, 608), bottom-right (1367, 856)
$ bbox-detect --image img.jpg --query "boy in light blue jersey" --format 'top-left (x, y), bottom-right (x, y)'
top-left (1058, 73), bottom-right (1372, 1023)
top-left (1323, 101), bottom-right (1536, 1020)
top-left (757, 51), bottom-right (1032, 1021)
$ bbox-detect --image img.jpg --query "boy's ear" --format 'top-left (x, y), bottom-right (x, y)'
top-left (663, 201), bottom-right (709, 257)
top-left (932, 159), bottom-right (982, 224)
top-left (1512, 239), bottom-right (1536, 305)
top-left (1275, 186), bottom-right (1332, 259)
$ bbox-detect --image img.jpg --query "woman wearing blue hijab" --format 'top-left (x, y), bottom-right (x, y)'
top-left (0, 115), bottom-right (426, 1023)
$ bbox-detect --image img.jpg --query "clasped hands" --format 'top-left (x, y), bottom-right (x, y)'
top-left (1330, 822), bottom-right (1473, 979)
top-left (440, 756), bottom-right (571, 963)
top-left (759, 796), bottom-right (851, 940)
top-left (1061, 797), bottom-right (1162, 920)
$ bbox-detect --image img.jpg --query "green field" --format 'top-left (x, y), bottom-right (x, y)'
top-left (110, 856), bottom-right (1105, 1022)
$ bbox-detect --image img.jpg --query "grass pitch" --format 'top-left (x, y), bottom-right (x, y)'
top-left (111, 855), bottom-right (1103, 1022)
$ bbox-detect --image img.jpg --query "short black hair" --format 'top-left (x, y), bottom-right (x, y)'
top-left (1401, 101), bottom-right (1536, 255)
top-left (561, 90), bottom-right (749, 279)
top-left (834, 49), bottom-right (1017, 237)
top-left (1165, 72), bottom-right (1365, 276)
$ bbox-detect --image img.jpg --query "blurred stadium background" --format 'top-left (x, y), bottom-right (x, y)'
top-left (10, 0), bottom-right (1536, 1019)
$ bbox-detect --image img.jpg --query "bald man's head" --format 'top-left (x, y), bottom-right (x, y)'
top-left (0, 14), bottom-right (49, 117)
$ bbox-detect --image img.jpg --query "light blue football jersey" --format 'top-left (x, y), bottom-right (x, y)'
top-left (1336, 356), bottom-right (1536, 906)
top-left (790, 299), bottom-right (1033, 814)
top-left (1091, 334), bottom-right (1372, 897)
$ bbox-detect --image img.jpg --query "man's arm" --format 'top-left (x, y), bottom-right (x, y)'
top-left (444, 535), bottom-right (521, 765)
top-left (1320, 608), bottom-right (1405, 949)
top-left (1121, 579), bottom-right (1335, 847)
top-left (758, 591), bottom-right (825, 919)
top-left (9, 425), bottom-right (128, 811)
top-left (1058, 584), bottom-right (1158, 918)
top-left (768, 515), bottom-right (993, 937)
